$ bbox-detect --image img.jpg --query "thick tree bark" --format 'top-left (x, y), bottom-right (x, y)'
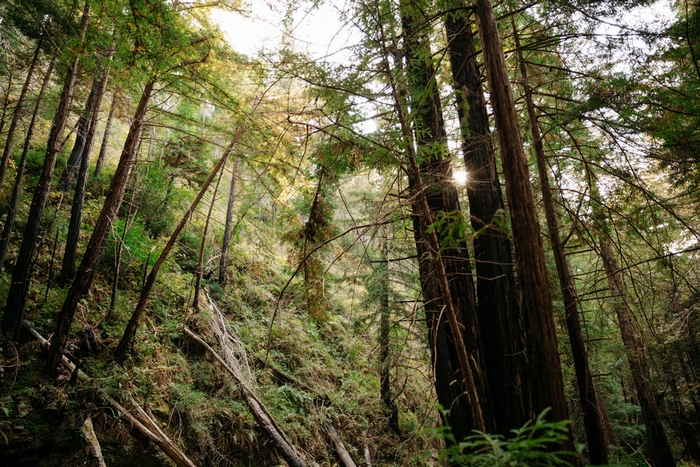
top-left (2, 1), bottom-right (91, 341)
top-left (93, 91), bottom-right (117, 178)
top-left (114, 129), bottom-right (244, 364)
top-left (512, 20), bottom-right (609, 464)
top-left (45, 80), bottom-right (154, 373)
top-left (471, 0), bottom-right (572, 447)
top-left (60, 52), bottom-right (113, 285)
top-left (0, 34), bottom-right (43, 188)
top-left (599, 239), bottom-right (676, 466)
top-left (444, 7), bottom-right (532, 436)
top-left (0, 52), bottom-right (57, 272)
top-left (218, 157), bottom-right (239, 286)
top-left (400, 0), bottom-right (490, 437)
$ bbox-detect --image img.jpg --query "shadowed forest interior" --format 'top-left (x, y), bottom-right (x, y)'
top-left (1, 0), bottom-right (700, 466)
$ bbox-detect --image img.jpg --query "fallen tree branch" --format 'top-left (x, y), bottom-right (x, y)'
top-left (324, 421), bottom-right (357, 467)
top-left (183, 325), bottom-right (309, 467)
top-left (82, 415), bottom-right (107, 467)
top-left (22, 322), bottom-right (197, 467)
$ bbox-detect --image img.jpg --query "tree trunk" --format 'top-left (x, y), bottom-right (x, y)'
top-left (59, 78), bottom-right (99, 191)
top-left (400, 0), bottom-right (490, 436)
top-left (44, 79), bottom-right (154, 373)
top-left (114, 129), bottom-right (244, 364)
top-left (471, 0), bottom-right (571, 439)
top-left (93, 90), bottom-right (117, 178)
top-left (444, 6), bottom-right (532, 436)
top-left (0, 34), bottom-right (43, 188)
top-left (60, 50), bottom-right (114, 285)
top-left (193, 165), bottom-right (223, 309)
top-left (599, 238), bottom-right (676, 466)
top-left (512, 19), bottom-right (608, 464)
top-left (218, 157), bottom-right (239, 286)
top-left (0, 51), bottom-right (57, 272)
top-left (2, 1), bottom-right (91, 341)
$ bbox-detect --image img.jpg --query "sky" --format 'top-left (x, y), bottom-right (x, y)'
top-left (214, 1), bottom-right (356, 61)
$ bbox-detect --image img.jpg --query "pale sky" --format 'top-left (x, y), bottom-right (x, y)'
top-left (214, 1), bottom-right (357, 61)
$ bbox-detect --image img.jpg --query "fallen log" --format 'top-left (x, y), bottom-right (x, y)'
top-left (324, 421), bottom-right (357, 467)
top-left (82, 415), bottom-right (107, 467)
top-left (183, 325), bottom-right (309, 467)
top-left (22, 322), bottom-right (197, 467)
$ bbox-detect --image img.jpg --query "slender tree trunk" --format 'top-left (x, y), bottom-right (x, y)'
top-left (0, 52), bottom-right (57, 272)
top-left (109, 185), bottom-right (138, 321)
top-left (599, 238), bottom-right (676, 466)
top-left (444, 6), bottom-right (532, 435)
top-left (400, 0), bottom-right (490, 436)
top-left (45, 79), bottom-right (154, 373)
top-left (60, 49), bottom-right (114, 285)
top-left (2, 1), bottom-right (91, 341)
top-left (218, 157), bottom-right (239, 286)
top-left (114, 129), bottom-right (244, 364)
top-left (0, 73), bottom-right (14, 142)
top-left (59, 78), bottom-right (98, 191)
top-left (511, 20), bottom-right (608, 464)
top-left (0, 34), bottom-right (43, 188)
top-left (93, 91), bottom-right (117, 178)
top-left (193, 166), bottom-right (223, 309)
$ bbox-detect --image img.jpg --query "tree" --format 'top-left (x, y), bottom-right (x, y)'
top-left (471, 0), bottom-right (572, 444)
top-left (2, 0), bottom-right (90, 340)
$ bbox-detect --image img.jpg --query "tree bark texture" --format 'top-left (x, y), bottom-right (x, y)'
top-left (444, 7), bottom-right (532, 436)
top-left (218, 157), bottom-right (239, 286)
top-left (60, 53), bottom-right (113, 285)
top-left (45, 79), bottom-right (154, 373)
top-left (512, 20), bottom-right (609, 464)
top-left (0, 51), bottom-right (57, 272)
top-left (471, 0), bottom-right (571, 436)
top-left (2, 1), bottom-right (91, 341)
top-left (114, 129), bottom-right (244, 363)
top-left (0, 34), bottom-right (43, 188)
top-left (400, 0), bottom-right (490, 437)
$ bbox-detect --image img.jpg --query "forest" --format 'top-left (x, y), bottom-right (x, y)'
top-left (0, 0), bottom-right (698, 465)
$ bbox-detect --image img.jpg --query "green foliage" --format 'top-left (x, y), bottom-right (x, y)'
top-left (433, 409), bottom-right (575, 467)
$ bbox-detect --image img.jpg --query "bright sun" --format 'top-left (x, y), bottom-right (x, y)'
top-left (453, 169), bottom-right (467, 185)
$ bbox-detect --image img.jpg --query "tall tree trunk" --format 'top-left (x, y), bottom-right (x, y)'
top-left (60, 48), bottom-right (114, 285)
top-left (93, 90), bottom-right (117, 178)
top-left (443, 6), bottom-right (532, 436)
top-left (218, 157), bottom-right (239, 286)
top-left (0, 34), bottom-right (43, 188)
top-left (1, 1), bottom-right (91, 341)
top-left (45, 80), bottom-right (155, 373)
top-left (471, 0), bottom-right (572, 444)
top-left (0, 52), bottom-right (58, 272)
top-left (114, 129), bottom-right (244, 364)
top-left (400, 0), bottom-right (490, 437)
top-left (59, 77), bottom-right (98, 191)
top-left (511, 20), bottom-right (609, 464)
top-left (599, 237), bottom-right (676, 466)
top-left (193, 165), bottom-right (223, 309)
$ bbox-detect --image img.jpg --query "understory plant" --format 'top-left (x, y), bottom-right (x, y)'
top-left (435, 408), bottom-right (575, 466)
